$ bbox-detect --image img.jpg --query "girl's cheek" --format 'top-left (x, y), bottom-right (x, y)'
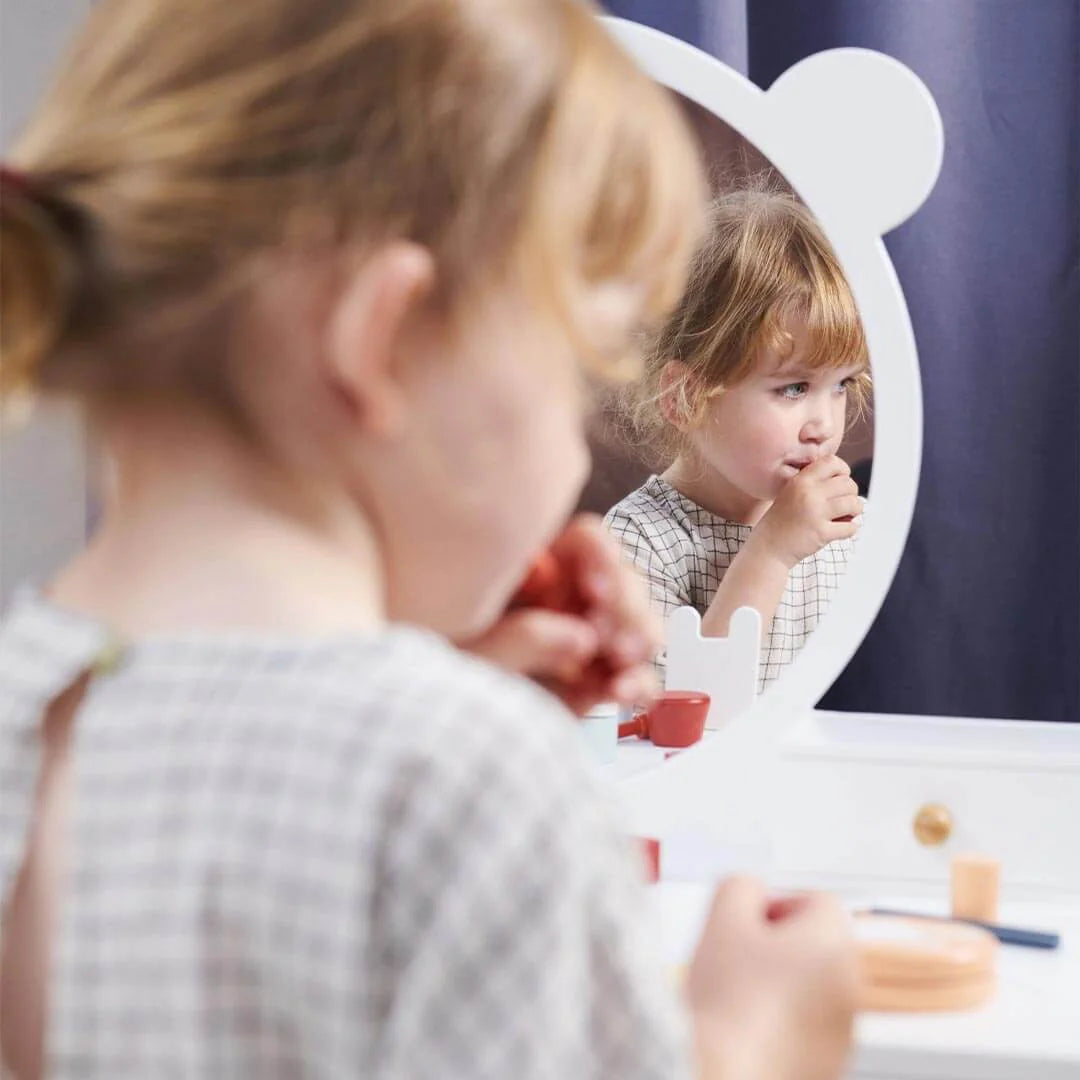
top-left (832, 401), bottom-right (848, 439)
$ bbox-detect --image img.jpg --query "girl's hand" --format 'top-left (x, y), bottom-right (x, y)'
top-left (752, 456), bottom-right (862, 568)
top-left (460, 515), bottom-right (662, 716)
top-left (688, 877), bottom-right (859, 1080)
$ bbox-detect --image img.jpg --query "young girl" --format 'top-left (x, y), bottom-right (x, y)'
top-left (605, 188), bottom-right (870, 691)
top-left (0, 3), bottom-right (857, 1078)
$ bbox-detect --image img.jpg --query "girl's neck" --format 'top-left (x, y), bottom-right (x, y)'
top-left (661, 452), bottom-right (772, 526)
top-left (49, 409), bottom-right (386, 639)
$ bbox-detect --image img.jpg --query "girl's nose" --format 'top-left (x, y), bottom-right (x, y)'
top-left (800, 413), bottom-right (834, 444)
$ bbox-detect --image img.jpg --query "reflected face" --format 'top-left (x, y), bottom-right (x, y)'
top-left (688, 325), bottom-right (862, 504)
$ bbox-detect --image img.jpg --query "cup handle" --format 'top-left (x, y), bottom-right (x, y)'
top-left (618, 711), bottom-right (648, 740)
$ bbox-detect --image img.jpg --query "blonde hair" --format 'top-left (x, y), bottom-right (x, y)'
top-left (624, 183), bottom-right (870, 465)
top-left (0, 0), bottom-right (705, 416)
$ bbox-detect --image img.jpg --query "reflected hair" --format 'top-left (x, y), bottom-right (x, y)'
top-left (621, 180), bottom-right (871, 466)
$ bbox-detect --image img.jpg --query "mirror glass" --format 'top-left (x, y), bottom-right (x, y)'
top-left (578, 90), bottom-right (875, 701)
top-left (587, 19), bottom-right (943, 721)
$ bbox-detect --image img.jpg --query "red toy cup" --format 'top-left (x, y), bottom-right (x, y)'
top-left (618, 690), bottom-right (710, 748)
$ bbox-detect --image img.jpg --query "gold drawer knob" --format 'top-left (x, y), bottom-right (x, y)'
top-left (913, 803), bottom-right (953, 846)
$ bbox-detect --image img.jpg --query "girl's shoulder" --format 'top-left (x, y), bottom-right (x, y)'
top-left (605, 475), bottom-right (748, 550)
top-left (603, 474), bottom-right (670, 526)
top-left (603, 475), bottom-right (691, 547)
top-left (0, 595), bottom-right (598, 881)
top-left (0, 590), bottom-right (582, 785)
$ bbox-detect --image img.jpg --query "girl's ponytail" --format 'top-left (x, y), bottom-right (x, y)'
top-left (0, 170), bottom-right (93, 402)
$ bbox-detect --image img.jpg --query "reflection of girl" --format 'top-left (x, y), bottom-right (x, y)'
top-left (606, 188), bottom-right (870, 691)
top-left (0, 3), bottom-right (857, 1078)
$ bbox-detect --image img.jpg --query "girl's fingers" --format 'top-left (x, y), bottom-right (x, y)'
top-left (825, 518), bottom-right (860, 543)
top-left (608, 663), bottom-right (660, 706)
top-left (543, 514), bottom-right (662, 680)
top-left (765, 893), bottom-right (811, 922)
top-left (466, 609), bottom-right (598, 679)
top-left (608, 628), bottom-right (653, 666)
top-left (818, 475), bottom-right (859, 501)
top-left (804, 455), bottom-right (851, 480)
top-left (770, 890), bottom-right (856, 950)
top-left (540, 659), bottom-right (657, 717)
top-left (697, 875), bottom-right (770, 944)
top-left (828, 495), bottom-right (863, 520)
top-left (554, 515), bottom-right (659, 642)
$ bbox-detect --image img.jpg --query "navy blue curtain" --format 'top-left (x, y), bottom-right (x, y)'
top-left (605, 1), bottom-right (1080, 722)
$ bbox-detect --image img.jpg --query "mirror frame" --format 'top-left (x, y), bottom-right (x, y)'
top-left (604, 22), bottom-right (1080, 906)
top-left (604, 17), bottom-right (944, 731)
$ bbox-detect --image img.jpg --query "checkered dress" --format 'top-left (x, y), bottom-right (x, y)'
top-left (0, 592), bottom-right (689, 1079)
top-left (604, 475), bottom-right (852, 692)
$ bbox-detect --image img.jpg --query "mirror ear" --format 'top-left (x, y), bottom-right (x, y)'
top-left (763, 49), bottom-right (943, 237)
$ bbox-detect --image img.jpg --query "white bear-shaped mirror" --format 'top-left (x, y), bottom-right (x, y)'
top-left (602, 18), bottom-right (943, 735)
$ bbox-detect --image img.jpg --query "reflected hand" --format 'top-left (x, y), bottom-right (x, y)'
top-left (753, 456), bottom-right (862, 568)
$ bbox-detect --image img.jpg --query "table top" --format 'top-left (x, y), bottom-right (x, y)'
top-left (600, 718), bottom-right (1080, 1076)
top-left (652, 883), bottom-right (1080, 1079)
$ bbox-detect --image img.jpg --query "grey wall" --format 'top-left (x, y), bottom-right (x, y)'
top-left (1, 1), bottom-right (92, 610)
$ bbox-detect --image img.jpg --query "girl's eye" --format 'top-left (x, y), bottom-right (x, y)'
top-left (834, 376), bottom-right (856, 394)
top-left (777, 383), bottom-right (808, 400)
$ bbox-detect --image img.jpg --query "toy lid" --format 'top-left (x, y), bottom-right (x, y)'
top-left (854, 913), bottom-right (997, 986)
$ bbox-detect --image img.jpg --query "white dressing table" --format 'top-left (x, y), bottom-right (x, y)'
top-left (605, 712), bottom-right (1080, 1080)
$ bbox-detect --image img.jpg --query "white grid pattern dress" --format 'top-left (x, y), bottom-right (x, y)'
top-left (604, 475), bottom-right (852, 692)
top-left (0, 592), bottom-right (689, 1079)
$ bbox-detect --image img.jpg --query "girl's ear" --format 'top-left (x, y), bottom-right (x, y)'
top-left (658, 360), bottom-right (700, 431)
top-left (323, 242), bottom-right (435, 437)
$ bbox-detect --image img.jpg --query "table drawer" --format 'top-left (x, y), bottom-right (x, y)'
top-left (772, 755), bottom-right (1080, 897)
